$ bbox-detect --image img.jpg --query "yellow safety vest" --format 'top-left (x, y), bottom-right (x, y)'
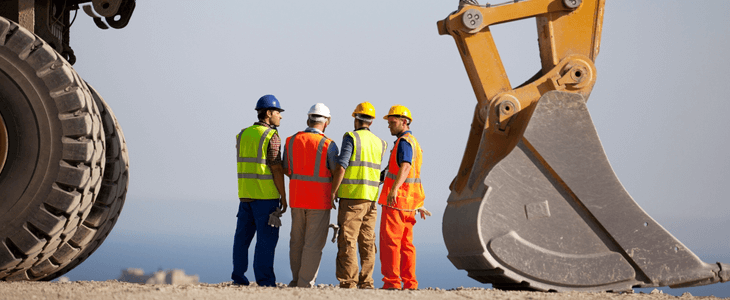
top-left (237, 125), bottom-right (280, 199)
top-left (337, 130), bottom-right (387, 201)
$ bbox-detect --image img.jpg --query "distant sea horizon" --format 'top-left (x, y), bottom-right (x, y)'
top-left (63, 229), bottom-right (730, 298)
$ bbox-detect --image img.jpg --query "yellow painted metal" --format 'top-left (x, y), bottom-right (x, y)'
top-left (437, 0), bottom-right (605, 193)
top-left (0, 112), bottom-right (7, 174)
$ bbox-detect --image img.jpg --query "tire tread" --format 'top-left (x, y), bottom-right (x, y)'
top-left (0, 16), bottom-right (105, 280)
top-left (39, 84), bottom-right (130, 281)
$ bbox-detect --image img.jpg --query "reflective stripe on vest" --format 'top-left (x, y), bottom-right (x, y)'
top-left (385, 172), bottom-right (421, 184)
top-left (377, 132), bottom-right (425, 210)
top-left (238, 173), bottom-right (274, 180)
top-left (237, 125), bottom-right (280, 199)
top-left (338, 130), bottom-right (387, 201)
top-left (286, 132), bottom-right (333, 209)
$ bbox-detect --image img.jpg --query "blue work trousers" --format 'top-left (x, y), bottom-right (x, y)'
top-left (231, 200), bottom-right (280, 286)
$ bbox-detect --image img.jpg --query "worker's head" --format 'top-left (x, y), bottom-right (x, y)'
top-left (307, 103), bottom-right (331, 131)
top-left (255, 95), bottom-right (284, 126)
top-left (383, 105), bottom-right (412, 136)
top-left (354, 114), bottom-right (374, 129)
top-left (352, 102), bottom-right (376, 129)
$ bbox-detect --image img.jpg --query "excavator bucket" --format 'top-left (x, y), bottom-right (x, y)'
top-left (438, 0), bottom-right (729, 292)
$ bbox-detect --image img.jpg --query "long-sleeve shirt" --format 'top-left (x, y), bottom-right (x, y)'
top-left (335, 127), bottom-right (371, 169)
top-left (253, 121), bottom-right (282, 166)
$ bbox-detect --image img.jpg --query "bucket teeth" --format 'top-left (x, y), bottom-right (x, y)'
top-left (718, 263), bottom-right (730, 283)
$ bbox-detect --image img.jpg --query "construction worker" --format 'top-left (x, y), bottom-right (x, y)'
top-left (283, 103), bottom-right (339, 288)
top-left (330, 102), bottom-right (387, 289)
top-left (378, 105), bottom-right (429, 290)
top-left (233, 94), bottom-right (288, 287)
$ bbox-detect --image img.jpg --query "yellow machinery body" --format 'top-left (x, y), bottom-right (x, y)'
top-left (438, 0), bottom-right (729, 292)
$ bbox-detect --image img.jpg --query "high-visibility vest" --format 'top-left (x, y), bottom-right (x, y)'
top-left (337, 130), bottom-right (387, 201)
top-left (237, 125), bottom-right (280, 199)
top-left (285, 132), bottom-right (333, 209)
top-left (378, 132), bottom-right (425, 211)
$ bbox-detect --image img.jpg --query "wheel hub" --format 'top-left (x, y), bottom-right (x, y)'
top-left (0, 112), bottom-right (7, 174)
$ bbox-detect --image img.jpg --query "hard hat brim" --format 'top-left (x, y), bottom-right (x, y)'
top-left (383, 114), bottom-right (412, 121)
top-left (256, 107), bottom-right (285, 112)
top-left (353, 112), bottom-right (375, 118)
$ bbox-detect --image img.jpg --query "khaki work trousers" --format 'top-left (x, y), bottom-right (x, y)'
top-left (335, 199), bottom-right (378, 289)
top-left (289, 208), bottom-right (330, 288)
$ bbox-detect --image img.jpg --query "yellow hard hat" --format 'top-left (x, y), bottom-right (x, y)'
top-left (352, 102), bottom-right (376, 118)
top-left (383, 105), bottom-right (412, 122)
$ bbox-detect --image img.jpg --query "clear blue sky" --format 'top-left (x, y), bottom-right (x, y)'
top-left (63, 1), bottom-right (729, 297)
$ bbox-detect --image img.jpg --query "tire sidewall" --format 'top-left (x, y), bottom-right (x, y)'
top-left (0, 45), bottom-right (62, 235)
top-left (0, 18), bottom-right (105, 281)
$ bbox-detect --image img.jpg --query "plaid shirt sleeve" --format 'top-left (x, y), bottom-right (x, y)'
top-left (266, 132), bottom-right (282, 166)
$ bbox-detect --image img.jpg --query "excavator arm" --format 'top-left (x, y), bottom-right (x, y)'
top-left (439, 0), bottom-right (729, 292)
top-left (438, 0), bottom-right (602, 193)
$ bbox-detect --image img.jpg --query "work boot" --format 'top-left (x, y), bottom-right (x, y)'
top-left (231, 274), bottom-right (250, 286)
top-left (339, 282), bottom-right (357, 289)
top-left (358, 283), bottom-right (375, 289)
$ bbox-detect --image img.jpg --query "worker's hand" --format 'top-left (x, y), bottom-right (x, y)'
top-left (330, 192), bottom-right (338, 210)
top-left (268, 207), bottom-right (283, 228)
top-left (279, 196), bottom-right (288, 215)
top-left (387, 189), bottom-right (398, 207)
top-left (328, 224), bottom-right (340, 243)
top-left (416, 207), bottom-right (432, 220)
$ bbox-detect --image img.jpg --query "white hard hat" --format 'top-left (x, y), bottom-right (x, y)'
top-left (307, 103), bottom-right (331, 118)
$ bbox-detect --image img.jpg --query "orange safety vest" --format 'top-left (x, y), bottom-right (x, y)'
top-left (285, 131), bottom-right (333, 209)
top-left (378, 132), bottom-right (425, 211)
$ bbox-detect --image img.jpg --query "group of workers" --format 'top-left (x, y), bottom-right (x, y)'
top-left (234, 94), bottom-right (428, 290)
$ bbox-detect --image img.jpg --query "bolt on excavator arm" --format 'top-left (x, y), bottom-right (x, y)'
top-left (438, 0), bottom-right (729, 292)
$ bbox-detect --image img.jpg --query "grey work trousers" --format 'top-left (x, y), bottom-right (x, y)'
top-left (336, 199), bottom-right (377, 288)
top-left (289, 207), bottom-right (331, 288)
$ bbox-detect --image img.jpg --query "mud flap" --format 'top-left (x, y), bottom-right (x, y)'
top-left (443, 91), bottom-right (723, 292)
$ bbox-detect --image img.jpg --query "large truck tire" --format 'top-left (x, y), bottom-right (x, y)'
top-left (39, 83), bottom-right (129, 281)
top-left (0, 17), bottom-right (105, 280)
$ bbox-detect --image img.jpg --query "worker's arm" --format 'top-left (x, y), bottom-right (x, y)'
top-left (281, 146), bottom-right (291, 178)
top-left (331, 134), bottom-right (353, 207)
top-left (270, 164), bottom-right (287, 214)
top-left (386, 137), bottom-right (412, 206)
top-left (326, 141), bottom-right (340, 209)
top-left (330, 165), bottom-right (346, 209)
top-left (386, 162), bottom-right (411, 207)
top-left (416, 207), bottom-right (432, 220)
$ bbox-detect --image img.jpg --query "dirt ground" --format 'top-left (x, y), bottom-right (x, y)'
top-left (0, 281), bottom-right (726, 300)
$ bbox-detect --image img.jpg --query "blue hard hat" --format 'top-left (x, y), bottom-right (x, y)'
top-left (255, 94), bottom-right (284, 112)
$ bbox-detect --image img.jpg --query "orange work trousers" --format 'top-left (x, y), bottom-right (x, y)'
top-left (379, 206), bottom-right (417, 290)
